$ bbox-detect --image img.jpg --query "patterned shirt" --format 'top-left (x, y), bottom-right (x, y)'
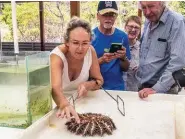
top-left (136, 7), bottom-right (185, 93)
top-left (126, 40), bottom-right (140, 91)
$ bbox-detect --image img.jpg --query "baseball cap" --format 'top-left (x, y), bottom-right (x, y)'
top-left (97, 1), bottom-right (118, 15)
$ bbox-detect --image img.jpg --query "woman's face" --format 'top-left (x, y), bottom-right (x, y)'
top-left (66, 27), bottom-right (91, 60)
top-left (125, 20), bottom-right (141, 41)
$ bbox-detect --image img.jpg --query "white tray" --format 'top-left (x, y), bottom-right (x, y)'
top-left (18, 90), bottom-right (185, 139)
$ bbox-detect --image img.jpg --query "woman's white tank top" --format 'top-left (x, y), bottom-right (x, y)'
top-left (50, 47), bottom-right (92, 91)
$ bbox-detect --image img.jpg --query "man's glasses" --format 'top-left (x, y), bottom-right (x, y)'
top-left (126, 25), bottom-right (140, 31)
top-left (101, 12), bottom-right (117, 18)
top-left (69, 40), bottom-right (90, 48)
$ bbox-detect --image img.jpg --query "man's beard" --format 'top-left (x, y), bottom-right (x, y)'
top-left (103, 23), bottom-right (113, 29)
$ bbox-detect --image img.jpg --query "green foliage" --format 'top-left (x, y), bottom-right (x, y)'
top-left (179, 1), bottom-right (185, 16)
top-left (0, 3), bottom-right (40, 42)
top-left (0, 1), bottom-right (185, 42)
top-left (0, 4), bottom-right (13, 41)
top-left (168, 1), bottom-right (185, 17)
top-left (80, 1), bottom-right (138, 29)
top-left (116, 1), bottom-right (138, 28)
top-left (80, 1), bottom-right (98, 28)
top-left (118, 1), bottom-right (138, 22)
top-left (16, 3), bottom-right (40, 42)
top-left (44, 1), bottom-right (70, 42)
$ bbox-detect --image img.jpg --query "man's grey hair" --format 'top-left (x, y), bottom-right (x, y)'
top-left (161, 1), bottom-right (167, 7)
top-left (139, 1), bottom-right (167, 9)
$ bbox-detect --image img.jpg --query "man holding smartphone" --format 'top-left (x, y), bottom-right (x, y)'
top-left (91, 1), bottom-right (131, 90)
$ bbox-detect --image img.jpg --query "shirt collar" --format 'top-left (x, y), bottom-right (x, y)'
top-left (159, 7), bottom-right (169, 24)
top-left (149, 7), bottom-right (169, 30)
top-left (130, 40), bottom-right (140, 50)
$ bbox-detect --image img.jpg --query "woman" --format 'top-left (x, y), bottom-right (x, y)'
top-left (50, 17), bottom-right (104, 123)
top-left (124, 16), bottom-right (141, 91)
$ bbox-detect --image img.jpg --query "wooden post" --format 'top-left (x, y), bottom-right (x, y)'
top-left (39, 1), bottom-right (45, 51)
top-left (138, 9), bottom-right (142, 19)
top-left (70, 1), bottom-right (80, 18)
top-left (138, 3), bottom-right (142, 39)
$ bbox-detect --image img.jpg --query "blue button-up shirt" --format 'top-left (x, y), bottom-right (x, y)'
top-left (136, 7), bottom-right (185, 93)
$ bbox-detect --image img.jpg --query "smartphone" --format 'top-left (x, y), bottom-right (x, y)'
top-left (109, 43), bottom-right (122, 53)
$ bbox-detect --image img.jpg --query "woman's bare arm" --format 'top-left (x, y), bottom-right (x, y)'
top-left (83, 46), bottom-right (104, 90)
top-left (50, 54), bottom-right (69, 108)
top-left (50, 51), bottom-right (80, 123)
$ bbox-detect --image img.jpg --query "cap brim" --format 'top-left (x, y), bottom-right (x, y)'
top-left (99, 8), bottom-right (118, 15)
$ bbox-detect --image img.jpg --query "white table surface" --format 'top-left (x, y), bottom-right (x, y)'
top-left (0, 127), bottom-right (23, 139)
top-left (1, 90), bottom-right (185, 139)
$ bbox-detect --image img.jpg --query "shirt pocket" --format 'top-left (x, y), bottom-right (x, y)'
top-left (151, 41), bottom-right (167, 58)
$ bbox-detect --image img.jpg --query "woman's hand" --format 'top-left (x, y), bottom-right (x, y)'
top-left (56, 100), bottom-right (80, 123)
top-left (77, 82), bottom-right (88, 98)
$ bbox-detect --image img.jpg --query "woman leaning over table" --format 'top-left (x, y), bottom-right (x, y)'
top-left (50, 17), bottom-right (103, 123)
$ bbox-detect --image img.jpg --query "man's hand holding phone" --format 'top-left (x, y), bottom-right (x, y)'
top-left (108, 43), bottom-right (127, 60)
top-left (99, 43), bottom-right (127, 64)
top-left (99, 53), bottom-right (115, 63)
top-left (114, 47), bottom-right (126, 60)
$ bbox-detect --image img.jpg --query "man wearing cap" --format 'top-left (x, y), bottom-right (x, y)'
top-left (91, 1), bottom-right (131, 90)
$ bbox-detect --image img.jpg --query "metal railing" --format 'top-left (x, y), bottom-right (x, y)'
top-left (1, 42), bottom-right (61, 51)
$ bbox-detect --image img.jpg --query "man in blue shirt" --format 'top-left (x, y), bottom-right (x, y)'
top-left (92, 1), bottom-right (131, 90)
top-left (136, 2), bottom-right (185, 98)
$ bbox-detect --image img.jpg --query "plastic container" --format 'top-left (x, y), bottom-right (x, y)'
top-left (0, 51), bottom-right (52, 128)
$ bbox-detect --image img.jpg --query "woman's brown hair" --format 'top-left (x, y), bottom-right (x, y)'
top-left (64, 16), bottom-right (92, 43)
top-left (125, 15), bottom-right (142, 27)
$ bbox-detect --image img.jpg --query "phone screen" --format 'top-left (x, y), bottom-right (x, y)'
top-left (109, 43), bottom-right (122, 53)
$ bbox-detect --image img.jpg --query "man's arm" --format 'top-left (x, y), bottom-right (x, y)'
top-left (120, 35), bottom-right (131, 71)
top-left (120, 56), bottom-right (130, 71)
top-left (98, 57), bottom-right (105, 65)
top-left (98, 53), bottom-right (116, 65)
top-left (86, 46), bottom-right (104, 90)
top-left (152, 19), bottom-right (185, 93)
